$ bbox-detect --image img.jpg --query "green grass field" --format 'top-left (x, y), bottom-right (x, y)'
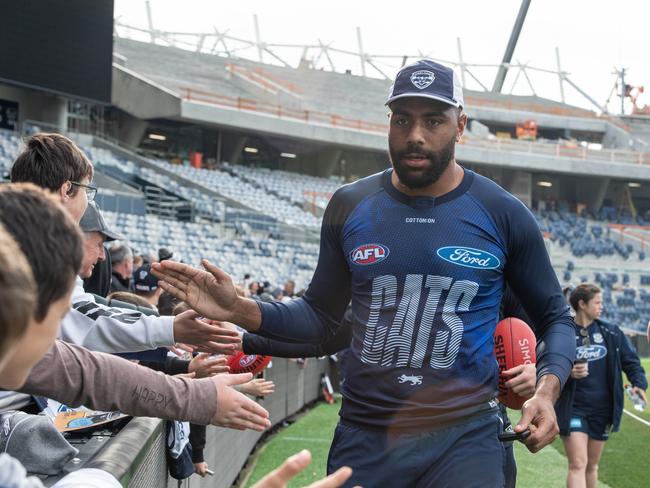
top-left (244, 358), bottom-right (650, 488)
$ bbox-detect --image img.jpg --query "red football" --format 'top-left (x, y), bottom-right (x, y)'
top-left (494, 317), bottom-right (537, 409)
top-left (227, 352), bottom-right (272, 375)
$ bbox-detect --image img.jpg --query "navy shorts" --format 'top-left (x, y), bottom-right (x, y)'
top-left (567, 413), bottom-right (611, 441)
top-left (327, 412), bottom-right (506, 488)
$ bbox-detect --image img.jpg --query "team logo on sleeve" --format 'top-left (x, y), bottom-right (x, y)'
top-left (436, 246), bottom-right (501, 270)
top-left (350, 243), bottom-right (389, 265)
top-left (410, 70), bottom-right (435, 89)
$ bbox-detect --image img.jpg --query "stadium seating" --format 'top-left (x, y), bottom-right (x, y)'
top-left (86, 147), bottom-right (227, 222)
top-left (226, 163), bottom-right (342, 210)
top-left (102, 210), bottom-right (318, 290)
top-left (148, 158), bottom-right (323, 228)
top-left (537, 209), bottom-right (647, 260)
top-left (0, 130), bottom-right (23, 179)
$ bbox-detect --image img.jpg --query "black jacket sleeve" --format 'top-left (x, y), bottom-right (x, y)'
top-left (189, 423), bottom-right (207, 463)
top-left (140, 357), bottom-right (190, 376)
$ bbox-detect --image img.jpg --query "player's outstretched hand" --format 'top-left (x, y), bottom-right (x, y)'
top-left (172, 310), bottom-right (241, 355)
top-left (251, 449), bottom-right (354, 488)
top-left (152, 259), bottom-right (239, 321)
top-left (646, 320), bottom-right (650, 344)
top-left (515, 376), bottom-right (560, 453)
top-left (503, 364), bottom-right (536, 398)
top-left (211, 372), bottom-right (271, 431)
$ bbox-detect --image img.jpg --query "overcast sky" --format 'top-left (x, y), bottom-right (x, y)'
top-left (114, 0), bottom-right (650, 113)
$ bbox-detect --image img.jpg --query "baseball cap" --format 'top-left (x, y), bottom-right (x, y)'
top-left (79, 202), bottom-right (122, 241)
top-left (0, 411), bottom-right (78, 475)
top-left (133, 264), bottom-right (158, 292)
top-left (386, 59), bottom-right (464, 108)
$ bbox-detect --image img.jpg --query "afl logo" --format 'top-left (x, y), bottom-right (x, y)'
top-left (239, 355), bottom-right (258, 368)
top-left (437, 246), bottom-right (500, 270)
top-left (350, 244), bottom-right (389, 266)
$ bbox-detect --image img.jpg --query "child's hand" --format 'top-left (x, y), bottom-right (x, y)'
top-left (189, 353), bottom-right (230, 378)
top-left (194, 461), bottom-right (210, 477)
top-left (240, 378), bottom-right (275, 397)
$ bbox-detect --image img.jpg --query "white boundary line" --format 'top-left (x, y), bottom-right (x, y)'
top-left (623, 408), bottom-right (650, 426)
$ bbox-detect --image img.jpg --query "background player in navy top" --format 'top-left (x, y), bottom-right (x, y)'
top-left (556, 284), bottom-right (647, 488)
top-left (153, 60), bottom-right (575, 487)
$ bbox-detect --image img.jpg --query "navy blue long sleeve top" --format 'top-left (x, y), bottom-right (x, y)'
top-left (256, 168), bottom-right (575, 430)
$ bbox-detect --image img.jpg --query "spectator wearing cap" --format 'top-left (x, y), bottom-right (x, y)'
top-left (61, 203), bottom-right (237, 356)
top-left (79, 202), bottom-right (121, 279)
top-left (109, 242), bottom-right (133, 293)
top-left (133, 264), bottom-right (163, 310)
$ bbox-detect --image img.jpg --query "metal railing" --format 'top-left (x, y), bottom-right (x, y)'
top-left (181, 86), bottom-right (388, 134)
top-left (90, 358), bottom-right (330, 488)
top-left (460, 137), bottom-right (650, 165)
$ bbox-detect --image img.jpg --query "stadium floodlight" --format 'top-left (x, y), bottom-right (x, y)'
top-left (536, 181), bottom-right (552, 187)
top-left (244, 147), bottom-right (259, 153)
top-left (628, 182), bottom-right (641, 188)
top-left (280, 152), bottom-right (296, 159)
top-left (148, 133), bottom-right (166, 141)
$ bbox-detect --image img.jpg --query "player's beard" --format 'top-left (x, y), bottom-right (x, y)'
top-left (389, 135), bottom-right (456, 189)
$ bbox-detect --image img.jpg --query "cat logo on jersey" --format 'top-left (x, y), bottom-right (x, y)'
top-left (436, 246), bottom-right (501, 270)
top-left (350, 244), bottom-right (389, 266)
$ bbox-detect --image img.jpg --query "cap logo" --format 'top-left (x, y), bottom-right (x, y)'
top-left (410, 70), bottom-right (435, 89)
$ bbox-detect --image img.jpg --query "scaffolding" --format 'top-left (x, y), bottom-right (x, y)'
top-left (113, 2), bottom-right (619, 115)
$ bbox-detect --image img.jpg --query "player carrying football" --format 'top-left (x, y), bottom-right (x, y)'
top-left (153, 60), bottom-right (575, 487)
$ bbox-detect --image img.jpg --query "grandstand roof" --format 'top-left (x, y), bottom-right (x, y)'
top-left (113, 37), bottom-right (596, 124)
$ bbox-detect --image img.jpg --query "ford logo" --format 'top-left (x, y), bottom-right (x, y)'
top-left (350, 243), bottom-right (389, 266)
top-left (437, 246), bottom-right (501, 270)
top-left (576, 345), bottom-right (607, 362)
